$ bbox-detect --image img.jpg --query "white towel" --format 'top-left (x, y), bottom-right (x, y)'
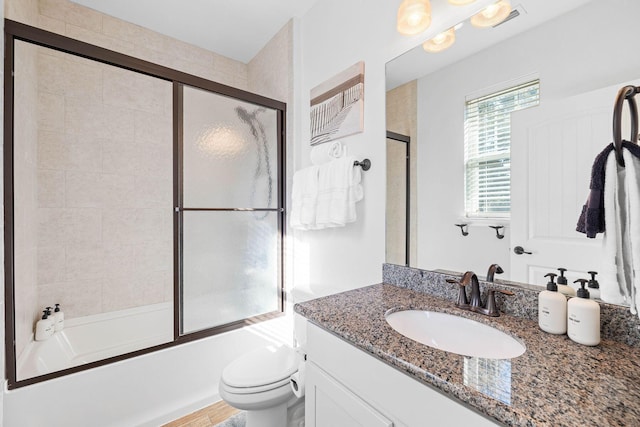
top-left (623, 149), bottom-right (640, 315)
top-left (602, 147), bottom-right (640, 316)
top-left (290, 165), bottom-right (319, 230)
top-left (315, 156), bottom-right (363, 229)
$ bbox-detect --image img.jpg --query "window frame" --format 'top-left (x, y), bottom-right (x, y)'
top-left (463, 79), bottom-right (540, 218)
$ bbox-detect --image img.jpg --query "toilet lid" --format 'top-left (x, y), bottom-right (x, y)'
top-left (222, 345), bottom-right (298, 388)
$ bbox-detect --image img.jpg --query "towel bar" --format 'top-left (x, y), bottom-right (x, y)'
top-left (354, 159), bottom-right (371, 171)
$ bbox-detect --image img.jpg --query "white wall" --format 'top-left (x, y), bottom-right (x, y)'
top-left (292, 0), bottom-right (496, 296)
top-left (417, 0), bottom-right (640, 276)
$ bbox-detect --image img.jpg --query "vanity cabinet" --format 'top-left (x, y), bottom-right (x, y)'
top-left (304, 322), bottom-right (499, 427)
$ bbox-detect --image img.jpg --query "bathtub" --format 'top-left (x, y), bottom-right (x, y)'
top-left (5, 301), bottom-right (295, 427)
top-left (17, 302), bottom-right (174, 380)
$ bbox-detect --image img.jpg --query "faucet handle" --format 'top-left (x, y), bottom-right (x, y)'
top-left (446, 278), bottom-right (469, 307)
top-left (484, 289), bottom-right (514, 317)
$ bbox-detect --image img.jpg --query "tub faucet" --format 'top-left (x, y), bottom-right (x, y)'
top-left (486, 264), bottom-right (504, 282)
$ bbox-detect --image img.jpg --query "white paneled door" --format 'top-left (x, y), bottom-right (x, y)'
top-left (509, 82), bottom-right (638, 290)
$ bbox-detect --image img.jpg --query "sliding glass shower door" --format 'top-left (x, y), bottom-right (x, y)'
top-left (180, 86), bottom-right (282, 334)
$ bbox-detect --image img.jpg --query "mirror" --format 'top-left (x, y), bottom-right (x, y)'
top-left (385, 0), bottom-right (640, 302)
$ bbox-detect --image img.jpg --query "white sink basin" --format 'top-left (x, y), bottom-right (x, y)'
top-left (385, 310), bottom-right (526, 359)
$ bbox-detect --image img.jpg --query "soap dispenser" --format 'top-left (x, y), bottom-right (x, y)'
top-left (53, 303), bottom-right (64, 332)
top-left (538, 273), bottom-right (567, 334)
top-left (556, 268), bottom-right (577, 297)
top-left (587, 271), bottom-right (600, 300)
top-left (567, 279), bottom-right (600, 346)
top-left (35, 310), bottom-right (54, 341)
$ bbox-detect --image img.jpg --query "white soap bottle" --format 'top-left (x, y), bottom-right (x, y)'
top-left (538, 272), bottom-right (567, 334)
top-left (556, 268), bottom-right (577, 297)
top-left (35, 310), bottom-right (54, 341)
top-left (53, 303), bottom-right (64, 332)
top-left (567, 279), bottom-right (600, 346)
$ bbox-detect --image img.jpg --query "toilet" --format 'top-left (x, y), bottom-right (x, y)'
top-left (219, 344), bottom-right (305, 427)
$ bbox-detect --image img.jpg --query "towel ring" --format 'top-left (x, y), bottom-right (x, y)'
top-left (612, 85), bottom-right (639, 167)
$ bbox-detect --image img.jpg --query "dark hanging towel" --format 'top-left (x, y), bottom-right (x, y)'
top-left (576, 141), bottom-right (640, 237)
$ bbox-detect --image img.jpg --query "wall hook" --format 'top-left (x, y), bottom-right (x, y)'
top-left (455, 223), bottom-right (469, 236)
top-left (489, 225), bottom-right (505, 239)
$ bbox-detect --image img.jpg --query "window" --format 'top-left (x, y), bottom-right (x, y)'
top-left (464, 80), bottom-right (540, 217)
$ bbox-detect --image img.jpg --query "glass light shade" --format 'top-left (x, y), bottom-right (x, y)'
top-left (448, 0), bottom-right (476, 5)
top-left (423, 28), bottom-right (456, 53)
top-left (470, 0), bottom-right (511, 28)
top-left (397, 0), bottom-right (432, 35)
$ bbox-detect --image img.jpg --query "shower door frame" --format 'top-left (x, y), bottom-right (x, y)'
top-left (4, 19), bottom-right (286, 389)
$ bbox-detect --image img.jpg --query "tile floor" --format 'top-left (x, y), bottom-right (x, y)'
top-left (163, 400), bottom-right (239, 427)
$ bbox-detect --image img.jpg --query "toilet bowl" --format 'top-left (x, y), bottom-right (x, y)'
top-left (219, 344), bottom-right (304, 427)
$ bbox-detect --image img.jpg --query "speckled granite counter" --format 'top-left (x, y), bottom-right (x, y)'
top-left (294, 282), bottom-right (640, 426)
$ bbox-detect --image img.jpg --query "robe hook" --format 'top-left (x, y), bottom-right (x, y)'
top-left (455, 223), bottom-right (469, 236)
top-left (489, 225), bottom-right (505, 239)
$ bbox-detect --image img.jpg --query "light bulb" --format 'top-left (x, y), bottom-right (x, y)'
top-left (470, 0), bottom-right (511, 28)
top-left (482, 3), bottom-right (500, 18)
top-left (423, 27), bottom-right (456, 53)
top-left (397, 0), bottom-right (432, 36)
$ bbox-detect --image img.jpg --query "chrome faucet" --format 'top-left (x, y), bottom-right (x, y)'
top-left (446, 271), bottom-right (513, 317)
top-left (486, 264), bottom-right (504, 282)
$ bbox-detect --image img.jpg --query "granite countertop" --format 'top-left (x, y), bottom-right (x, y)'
top-left (294, 283), bottom-right (640, 427)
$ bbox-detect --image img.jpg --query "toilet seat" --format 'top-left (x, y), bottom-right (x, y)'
top-left (221, 345), bottom-right (298, 391)
top-left (221, 376), bottom-right (292, 395)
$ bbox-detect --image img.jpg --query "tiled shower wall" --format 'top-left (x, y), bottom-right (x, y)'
top-left (7, 0), bottom-right (292, 355)
top-left (13, 40), bottom-right (40, 359)
top-left (34, 46), bottom-right (174, 318)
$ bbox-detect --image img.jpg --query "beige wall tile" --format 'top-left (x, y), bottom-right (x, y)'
top-left (37, 169), bottom-right (64, 207)
top-left (66, 208), bottom-right (102, 247)
top-left (134, 240), bottom-right (173, 273)
top-left (101, 138), bottom-right (137, 175)
top-left (65, 171), bottom-right (102, 208)
top-left (64, 96), bottom-right (104, 138)
top-left (248, 20), bottom-right (291, 102)
top-left (38, 131), bottom-right (102, 172)
top-left (6, 0), bottom-right (38, 25)
top-left (38, 92), bottom-right (65, 132)
top-left (38, 13), bottom-right (66, 35)
top-left (101, 210), bottom-right (135, 248)
top-left (63, 56), bottom-right (103, 100)
top-left (37, 208), bottom-right (70, 247)
top-left (65, 23), bottom-right (134, 56)
top-left (37, 245), bottom-right (66, 285)
top-left (100, 173), bottom-right (135, 208)
top-left (37, 50), bottom-right (65, 95)
top-left (38, 0), bottom-right (68, 22)
top-left (133, 209), bottom-right (167, 244)
top-left (65, 243), bottom-right (104, 281)
top-left (38, 279), bottom-right (103, 318)
top-left (63, 1), bottom-right (102, 33)
top-left (102, 104), bottom-right (135, 141)
top-left (134, 175), bottom-right (173, 208)
top-left (134, 110), bottom-right (172, 147)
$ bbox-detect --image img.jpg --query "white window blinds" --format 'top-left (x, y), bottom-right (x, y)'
top-left (464, 80), bottom-right (540, 217)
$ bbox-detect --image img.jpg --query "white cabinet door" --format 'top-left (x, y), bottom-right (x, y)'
top-left (306, 361), bottom-right (393, 427)
top-left (509, 82), bottom-right (638, 288)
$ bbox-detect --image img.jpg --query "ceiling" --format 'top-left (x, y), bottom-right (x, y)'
top-left (386, 0), bottom-right (594, 89)
top-left (71, 0), bottom-right (320, 63)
